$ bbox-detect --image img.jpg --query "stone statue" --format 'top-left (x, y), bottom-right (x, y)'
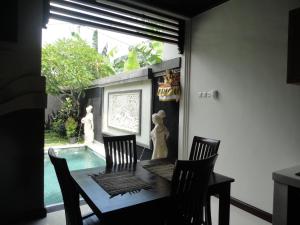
top-left (81, 105), bottom-right (94, 144)
top-left (151, 110), bottom-right (169, 159)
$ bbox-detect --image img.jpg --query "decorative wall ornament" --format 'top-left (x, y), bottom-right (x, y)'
top-left (151, 110), bottom-right (169, 159)
top-left (157, 70), bottom-right (181, 102)
top-left (81, 105), bottom-right (94, 144)
top-left (107, 90), bottom-right (142, 134)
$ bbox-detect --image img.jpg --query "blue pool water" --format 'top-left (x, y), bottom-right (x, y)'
top-left (44, 146), bottom-right (106, 206)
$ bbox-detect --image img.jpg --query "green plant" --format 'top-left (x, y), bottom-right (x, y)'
top-left (44, 130), bottom-right (69, 147)
top-left (48, 97), bottom-right (79, 137)
top-left (113, 55), bottom-right (127, 73)
top-left (131, 41), bottom-right (163, 67)
top-left (113, 40), bottom-right (163, 73)
top-left (42, 33), bottom-right (115, 119)
top-left (51, 118), bottom-right (66, 137)
top-left (92, 30), bottom-right (98, 52)
top-left (65, 117), bottom-right (78, 138)
top-left (59, 97), bottom-right (77, 119)
top-left (43, 33), bottom-right (164, 138)
top-left (124, 49), bottom-right (140, 72)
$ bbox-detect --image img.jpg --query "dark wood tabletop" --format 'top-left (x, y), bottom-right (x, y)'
top-left (71, 158), bottom-right (234, 225)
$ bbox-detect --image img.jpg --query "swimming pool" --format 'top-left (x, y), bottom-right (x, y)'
top-left (44, 146), bottom-right (106, 206)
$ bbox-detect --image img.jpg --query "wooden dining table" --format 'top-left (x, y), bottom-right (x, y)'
top-left (71, 158), bottom-right (234, 225)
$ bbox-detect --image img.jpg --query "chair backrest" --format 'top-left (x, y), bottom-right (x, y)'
top-left (48, 148), bottom-right (83, 225)
top-left (170, 154), bottom-right (218, 225)
top-left (189, 136), bottom-right (220, 160)
top-left (103, 135), bottom-right (137, 168)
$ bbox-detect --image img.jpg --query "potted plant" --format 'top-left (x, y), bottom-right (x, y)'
top-left (65, 117), bottom-right (78, 144)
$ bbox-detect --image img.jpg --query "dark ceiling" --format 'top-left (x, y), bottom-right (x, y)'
top-left (109, 0), bottom-right (229, 18)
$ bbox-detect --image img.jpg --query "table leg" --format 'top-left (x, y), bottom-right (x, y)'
top-left (218, 184), bottom-right (231, 225)
top-left (272, 182), bottom-right (288, 225)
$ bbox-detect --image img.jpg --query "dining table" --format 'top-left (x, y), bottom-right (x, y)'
top-left (71, 158), bottom-right (234, 225)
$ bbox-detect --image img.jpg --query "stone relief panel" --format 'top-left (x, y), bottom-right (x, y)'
top-left (107, 90), bottom-right (142, 134)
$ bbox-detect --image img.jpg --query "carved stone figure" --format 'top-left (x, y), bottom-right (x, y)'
top-left (151, 110), bottom-right (169, 159)
top-left (81, 105), bottom-right (94, 144)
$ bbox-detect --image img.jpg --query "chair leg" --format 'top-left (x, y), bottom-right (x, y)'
top-left (205, 196), bottom-right (212, 225)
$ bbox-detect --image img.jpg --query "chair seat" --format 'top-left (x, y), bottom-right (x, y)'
top-left (83, 214), bottom-right (101, 225)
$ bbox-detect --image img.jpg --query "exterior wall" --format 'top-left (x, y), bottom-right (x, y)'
top-left (189, 0), bottom-right (300, 213)
top-left (84, 60), bottom-right (181, 160)
top-left (45, 95), bottom-right (61, 123)
top-left (83, 81), bottom-right (154, 160)
top-left (0, 0), bottom-right (45, 223)
top-left (102, 80), bottom-right (152, 148)
top-left (84, 87), bottom-right (103, 143)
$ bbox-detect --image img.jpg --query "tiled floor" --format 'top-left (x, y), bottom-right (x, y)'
top-left (17, 197), bottom-right (271, 225)
top-left (210, 197), bottom-right (271, 225)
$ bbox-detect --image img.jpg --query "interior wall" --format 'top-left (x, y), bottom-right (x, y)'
top-left (0, 0), bottom-right (45, 223)
top-left (189, 0), bottom-right (300, 213)
top-left (0, 0), bottom-right (42, 84)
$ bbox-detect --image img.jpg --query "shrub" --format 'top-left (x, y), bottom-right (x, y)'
top-left (48, 97), bottom-right (78, 137)
top-left (65, 117), bottom-right (78, 138)
top-left (51, 118), bottom-right (66, 137)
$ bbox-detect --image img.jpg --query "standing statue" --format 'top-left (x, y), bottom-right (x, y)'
top-left (81, 105), bottom-right (94, 144)
top-left (151, 110), bottom-right (169, 159)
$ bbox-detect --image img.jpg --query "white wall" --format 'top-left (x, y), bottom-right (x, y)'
top-left (102, 80), bottom-right (152, 147)
top-left (189, 0), bottom-right (300, 213)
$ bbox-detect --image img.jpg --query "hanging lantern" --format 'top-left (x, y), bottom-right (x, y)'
top-left (157, 70), bottom-right (181, 102)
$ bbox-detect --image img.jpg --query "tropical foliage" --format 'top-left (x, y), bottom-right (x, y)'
top-left (65, 117), bottom-right (78, 138)
top-left (42, 33), bottom-right (114, 108)
top-left (43, 33), bottom-right (115, 142)
top-left (124, 49), bottom-right (140, 72)
top-left (114, 41), bottom-right (163, 73)
top-left (43, 31), bottom-right (164, 142)
top-left (49, 97), bottom-right (76, 137)
top-left (131, 41), bottom-right (163, 67)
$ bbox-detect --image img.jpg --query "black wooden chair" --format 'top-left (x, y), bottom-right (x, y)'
top-left (189, 136), bottom-right (220, 225)
top-left (48, 148), bottom-right (101, 225)
top-left (189, 136), bottom-right (220, 160)
top-left (168, 154), bottom-right (218, 225)
top-left (103, 135), bottom-right (137, 168)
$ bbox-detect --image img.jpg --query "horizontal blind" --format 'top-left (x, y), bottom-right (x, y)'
top-left (47, 0), bottom-right (184, 53)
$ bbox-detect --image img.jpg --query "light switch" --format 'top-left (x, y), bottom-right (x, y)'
top-left (198, 90), bottom-right (218, 99)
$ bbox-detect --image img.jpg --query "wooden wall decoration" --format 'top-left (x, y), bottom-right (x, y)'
top-left (157, 70), bottom-right (181, 102)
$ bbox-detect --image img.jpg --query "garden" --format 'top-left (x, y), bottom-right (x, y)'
top-left (42, 31), bottom-right (163, 146)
